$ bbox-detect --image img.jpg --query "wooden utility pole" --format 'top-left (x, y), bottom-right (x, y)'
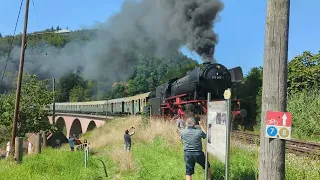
top-left (258, 0), bottom-right (290, 180)
top-left (10, 0), bottom-right (30, 156)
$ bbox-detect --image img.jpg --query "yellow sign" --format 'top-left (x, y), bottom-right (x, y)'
top-left (224, 89), bottom-right (231, 99)
top-left (279, 127), bottom-right (290, 138)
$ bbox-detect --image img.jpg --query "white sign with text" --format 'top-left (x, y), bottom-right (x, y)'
top-left (207, 100), bottom-right (227, 163)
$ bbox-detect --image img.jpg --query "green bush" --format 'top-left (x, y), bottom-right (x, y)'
top-left (253, 88), bottom-right (320, 141)
top-left (288, 88), bottom-right (320, 140)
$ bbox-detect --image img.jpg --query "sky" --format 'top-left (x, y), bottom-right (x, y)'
top-left (0, 0), bottom-right (319, 75)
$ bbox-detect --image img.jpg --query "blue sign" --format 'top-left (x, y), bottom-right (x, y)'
top-left (267, 126), bottom-right (278, 137)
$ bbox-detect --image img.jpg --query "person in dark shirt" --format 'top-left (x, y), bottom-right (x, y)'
top-left (180, 117), bottom-right (211, 180)
top-left (124, 127), bottom-right (135, 152)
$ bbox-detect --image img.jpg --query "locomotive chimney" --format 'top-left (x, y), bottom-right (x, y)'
top-left (202, 62), bottom-right (211, 65)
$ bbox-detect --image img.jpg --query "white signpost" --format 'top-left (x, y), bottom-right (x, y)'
top-left (205, 89), bottom-right (231, 180)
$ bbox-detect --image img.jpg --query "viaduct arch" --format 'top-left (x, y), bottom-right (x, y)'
top-left (47, 115), bottom-right (105, 138)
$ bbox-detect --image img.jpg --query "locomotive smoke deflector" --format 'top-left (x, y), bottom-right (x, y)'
top-left (228, 66), bottom-right (243, 83)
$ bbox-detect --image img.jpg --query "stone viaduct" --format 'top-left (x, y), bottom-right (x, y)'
top-left (46, 113), bottom-right (109, 138)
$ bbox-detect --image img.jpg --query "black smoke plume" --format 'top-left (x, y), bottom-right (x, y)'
top-left (0, 0), bottom-right (224, 91)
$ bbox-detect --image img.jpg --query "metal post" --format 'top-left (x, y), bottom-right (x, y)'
top-left (149, 105), bottom-right (152, 120)
top-left (10, 0), bottom-right (30, 156)
top-left (105, 101), bottom-right (108, 119)
top-left (84, 145), bottom-right (88, 168)
top-left (52, 78), bottom-right (55, 124)
top-left (204, 92), bottom-right (211, 180)
top-left (87, 145), bottom-right (89, 164)
top-left (225, 88), bottom-right (231, 180)
top-left (84, 148), bottom-right (87, 167)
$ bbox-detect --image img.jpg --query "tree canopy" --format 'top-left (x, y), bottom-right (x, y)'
top-left (288, 51), bottom-right (320, 93)
top-left (0, 74), bottom-right (53, 146)
top-left (236, 51), bottom-right (320, 135)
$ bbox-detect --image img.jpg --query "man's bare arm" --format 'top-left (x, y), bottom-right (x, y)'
top-left (199, 119), bottom-right (206, 133)
top-left (130, 130), bottom-right (135, 136)
top-left (129, 127), bottom-right (135, 135)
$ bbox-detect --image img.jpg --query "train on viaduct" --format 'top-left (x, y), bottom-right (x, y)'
top-left (50, 62), bottom-right (247, 120)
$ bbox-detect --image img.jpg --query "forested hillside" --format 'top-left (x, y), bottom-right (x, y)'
top-left (0, 27), bottom-right (198, 101)
top-left (0, 27), bottom-right (199, 147)
top-left (55, 52), bottom-right (199, 102)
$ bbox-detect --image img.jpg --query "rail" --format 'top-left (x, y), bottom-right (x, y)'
top-left (232, 130), bottom-right (320, 158)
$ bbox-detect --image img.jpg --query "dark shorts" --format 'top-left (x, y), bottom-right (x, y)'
top-left (184, 151), bottom-right (210, 176)
top-left (124, 142), bottom-right (131, 151)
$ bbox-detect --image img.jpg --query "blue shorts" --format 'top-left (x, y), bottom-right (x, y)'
top-left (184, 151), bottom-right (210, 175)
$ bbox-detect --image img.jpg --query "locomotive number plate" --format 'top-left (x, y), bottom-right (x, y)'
top-left (212, 76), bottom-right (224, 79)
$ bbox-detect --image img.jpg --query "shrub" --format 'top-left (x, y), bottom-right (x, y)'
top-left (288, 88), bottom-right (320, 140)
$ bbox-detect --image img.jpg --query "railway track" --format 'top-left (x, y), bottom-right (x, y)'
top-left (232, 130), bottom-right (320, 158)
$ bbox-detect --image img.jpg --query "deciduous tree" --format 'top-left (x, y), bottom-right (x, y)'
top-left (0, 74), bottom-right (53, 146)
top-left (288, 51), bottom-right (320, 93)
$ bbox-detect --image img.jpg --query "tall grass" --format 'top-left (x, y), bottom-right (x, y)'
top-left (0, 148), bottom-right (109, 180)
top-left (288, 89), bottom-right (320, 141)
top-left (84, 116), bottom-right (319, 179)
top-left (253, 89), bottom-right (320, 142)
top-left (0, 116), bottom-right (318, 179)
top-left (85, 116), bottom-right (178, 150)
top-left (84, 116), bottom-right (179, 175)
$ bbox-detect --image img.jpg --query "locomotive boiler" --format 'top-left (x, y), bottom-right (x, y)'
top-left (148, 62), bottom-right (245, 118)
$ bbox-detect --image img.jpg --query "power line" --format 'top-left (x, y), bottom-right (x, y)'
top-left (0, 0), bottom-right (24, 87)
top-left (31, 0), bottom-right (41, 30)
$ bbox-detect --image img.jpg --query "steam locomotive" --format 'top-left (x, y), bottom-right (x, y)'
top-left (52, 62), bottom-right (247, 121)
top-left (147, 62), bottom-right (247, 119)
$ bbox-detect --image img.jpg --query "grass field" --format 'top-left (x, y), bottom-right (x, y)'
top-left (0, 148), bottom-right (109, 180)
top-left (0, 116), bottom-right (319, 180)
